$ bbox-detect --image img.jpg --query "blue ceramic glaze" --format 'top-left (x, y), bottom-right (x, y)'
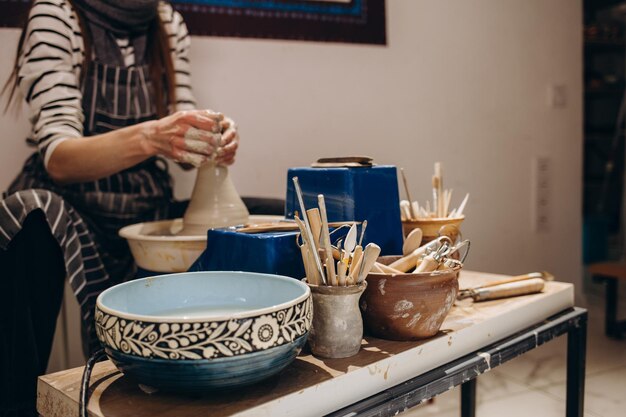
top-left (106, 334), bottom-right (307, 392)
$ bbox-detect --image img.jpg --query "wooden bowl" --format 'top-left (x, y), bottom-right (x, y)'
top-left (401, 215), bottom-right (464, 244)
top-left (360, 256), bottom-right (460, 341)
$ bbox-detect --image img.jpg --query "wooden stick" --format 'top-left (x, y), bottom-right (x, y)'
top-left (435, 162), bottom-right (443, 217)
top-left (357, 243), bottom-right (382, 283)
top-left (376, 262), bottom-right (403, 274)
top-left (400, 168), bottom-right (417, 219)
top-left (456, 193), bottom-right (470, 216)
top-left (294, 216), bottom-right (322, 285)
top-left (318, 194), bottom-right (337, 286)
top-left (306, 208), bottom-right (322, 251)
top-left (292, 177), bottom-right (326, 285)
top-left (347, 245), bottom-right (363, 283)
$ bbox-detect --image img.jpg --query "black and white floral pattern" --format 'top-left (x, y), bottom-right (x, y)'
top-left (95, 297), bottom-right (312, 360)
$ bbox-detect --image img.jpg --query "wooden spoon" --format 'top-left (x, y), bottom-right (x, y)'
top-left (402, 228), bottom-right (423, 256)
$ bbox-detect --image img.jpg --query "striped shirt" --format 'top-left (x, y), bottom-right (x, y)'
top-left (17, 0), bottom-right (197, 168)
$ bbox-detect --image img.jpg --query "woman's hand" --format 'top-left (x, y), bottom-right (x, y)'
top-left (140, 109), bottom-right (224, 167)
top-left (216, 116), bottom-right (239, 166)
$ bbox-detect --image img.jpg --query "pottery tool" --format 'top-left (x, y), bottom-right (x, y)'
top-left (306, 208), bottom-right (322, 251)
top-left (292, 177), bottom-right (327, 285)
top-left (402, 228), bottom-right (423, 256)
top-left (356, 243), bottom-right (382, 283)
top-left (414, 244), bottom-right (448, 273)
top-left (375, 262), bottom-right (403, 274)
top-left (456, 193), bottom-right (470, 217)
top-left (388, 236), bottom-right (451, 272)
top-left (457, 272), bottom-right (553, 299)
top-left (311, 156), bottom-right (374, 168)
top-left (457, 278), bottom-right (545, 302)
top-left (400, 200), bottom-right (411, 221)
top-left (294, 215), bottom-right (323, 285)
top-left (400, 168), bottom-right (417, 219)
top-left (236, 220), bottom-right (356, 234)
top-left (431, 175), bottom-right (440, 217)
top-left (358, 220), bottom-right (368, 246)
top-left (337, 261), bottom-right (348, 286)
top-left (318, 194), bottom-right (337, 286)
top-left (435, 162), bottom-right (444, 217)
top-left (347, 245), bottom-right (363, 284)
top-left (344, 224), bottom-right (357, 259)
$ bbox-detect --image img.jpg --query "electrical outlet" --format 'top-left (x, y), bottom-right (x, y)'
top-left (532, 157), bottom-right (552, 233)
top-left (548, 84), bottom-right (567, 108)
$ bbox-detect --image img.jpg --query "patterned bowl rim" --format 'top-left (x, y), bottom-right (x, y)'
top-left (96, 271), bottom-right (311, 323)
top-left (103, 333), bottom-right (309, 364)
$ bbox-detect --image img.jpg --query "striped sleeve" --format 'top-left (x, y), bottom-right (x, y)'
top-left (160, 2), bottom-right (197, 112)
top-left (17, 0), bottom-right (84, 168)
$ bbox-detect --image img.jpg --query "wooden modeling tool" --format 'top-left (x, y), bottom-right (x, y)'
top-left (294, 216), bottom-right (323, 285)
top-left (400, 168), bottom-right (417, 219)
top-left (318, 194), bottom-right (337, 286)
top-left (375, 263), bottom-right (403, 274)
top-left (402, 228), bottom-right (423, 256)
top-left (306, 208), bottom-right (322, 251)
top-left (347, 245), bottom-right (363, 284)
top-left (435, 162), bottom-right (443, 217)
top-left (292, 177), bottom-right (327, 285)
top-left (356, 243), bottom-right (381, 283)
top-left (458, 278), bottom-right (545, 302)
top-left (388, 236), bottom-right (449, 272)
top-left (456, 193), bottom-right (470, 217)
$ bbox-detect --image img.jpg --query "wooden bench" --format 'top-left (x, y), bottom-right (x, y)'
top-left (588, 262), bottom-right (626, 339)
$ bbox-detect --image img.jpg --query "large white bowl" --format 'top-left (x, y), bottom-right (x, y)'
top-left (119, 215), bottom-right (283, 272)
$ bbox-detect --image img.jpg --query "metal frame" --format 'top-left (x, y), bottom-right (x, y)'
top-left (593, 275), bottom-right (626, 338)
top-left (327, 307), bottom-right (587, 417)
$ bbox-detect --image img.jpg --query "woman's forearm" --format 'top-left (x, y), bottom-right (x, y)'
top-left (46, 123), bottom-right (153, 184)
top-left (46, 110), bottom-right (225, 185)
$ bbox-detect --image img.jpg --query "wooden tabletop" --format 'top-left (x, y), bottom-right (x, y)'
top-left (38, 271), bottom-right (574, 417)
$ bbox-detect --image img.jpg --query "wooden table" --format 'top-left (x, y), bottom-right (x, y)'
top-left (38, 271), bottom-right (583, 417)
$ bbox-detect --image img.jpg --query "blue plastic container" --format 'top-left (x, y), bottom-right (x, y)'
top-left (189, 229), bottom-right (306, 278)
top-left (285, 165), bottom-right (403, 255)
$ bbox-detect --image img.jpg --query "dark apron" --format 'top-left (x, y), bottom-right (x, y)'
top-left (1, 60), bottom-right (173, 354)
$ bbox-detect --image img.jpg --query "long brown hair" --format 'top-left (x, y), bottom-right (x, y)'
top-left (2, 0), bottom-right (176, 118)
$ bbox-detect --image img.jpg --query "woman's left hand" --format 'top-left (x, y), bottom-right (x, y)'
top-left (216, 116), bottom-right (239, 166)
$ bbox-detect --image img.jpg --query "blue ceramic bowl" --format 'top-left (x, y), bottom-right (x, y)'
top-left (95, 271), bottom-right (312, 391)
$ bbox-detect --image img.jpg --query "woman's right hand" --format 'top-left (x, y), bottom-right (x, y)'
top-left (140, 110), bottom-right (224, 167)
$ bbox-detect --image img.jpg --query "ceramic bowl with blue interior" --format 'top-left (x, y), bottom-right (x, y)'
top-left (95, 271), bottom-right (312, 392)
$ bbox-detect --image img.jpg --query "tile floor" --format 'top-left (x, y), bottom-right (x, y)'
top-left (403, 293), bottom-right (626, 417)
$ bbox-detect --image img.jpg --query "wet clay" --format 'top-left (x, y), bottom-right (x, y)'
top-left (179, 161), bottom-right (249, 235)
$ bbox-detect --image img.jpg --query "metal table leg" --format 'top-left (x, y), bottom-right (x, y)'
top-left (566, 312), bottom-right (587, 417)
top-left (460, 378), bottom-right (476, 417)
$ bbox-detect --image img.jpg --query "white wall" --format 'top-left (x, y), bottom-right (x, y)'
top-left (0, 0), bottom-right (583, 294)
top-left (182, 0), bottom-right (584, 289)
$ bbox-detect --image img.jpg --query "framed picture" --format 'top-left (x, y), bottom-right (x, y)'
top-left (0, 0), bottom-right (386, 45)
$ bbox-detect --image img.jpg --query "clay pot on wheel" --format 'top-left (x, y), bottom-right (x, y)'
top-left (180, 161), bottom-right (249, 235)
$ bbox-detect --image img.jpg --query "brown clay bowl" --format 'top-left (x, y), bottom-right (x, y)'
top-left (401, 215), bottom-right (464, 244)
top-left (360, 256), bottom-right (460, 341)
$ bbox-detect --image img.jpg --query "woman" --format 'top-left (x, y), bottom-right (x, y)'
top-left (0, 1), bottom-right (238, 415)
